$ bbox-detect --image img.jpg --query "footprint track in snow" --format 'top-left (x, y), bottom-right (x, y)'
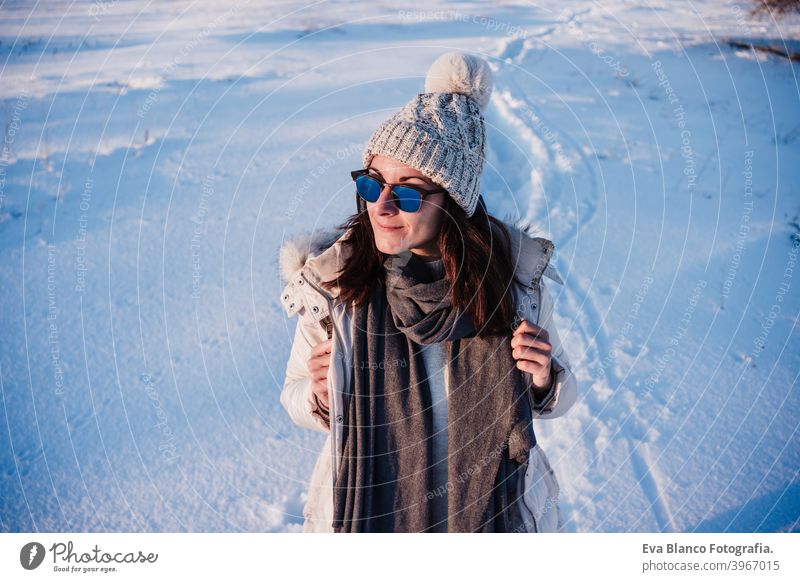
top-left (487, 15), bottom-right (673, 529)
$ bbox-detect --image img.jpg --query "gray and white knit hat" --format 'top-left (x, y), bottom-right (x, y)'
top-left (361, 51), bottom-right (493, 218)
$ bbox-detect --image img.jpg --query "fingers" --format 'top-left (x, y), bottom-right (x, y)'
top-left (515, 357), bottom-right (551, 383)
top-left (512, 318), bottom-right (549, 341)
top-left (309, 339), bottom-right (332, 369)
top-left (515, 357), bottom-right (546, 374)
top-left (511, 323), bottom-right (553, 387)
top-left (512, 345), bottom-right (551, 366)
top-left (310, 338), bottom-right (332, 357)
top-left (511, 328), bottom-right (551, 353)
top-left (307, 338), bottom-right (334, 408)
top-left (511, 335), bottom-right (552, 353)
top-left (308, 355), bottom-right (330, 379)
top-left (307, 338), bottom-right (333, 380)
top-left (309, 361), bottom-right (330, 406)
top-left (510, 321), bottom-right (552, 372)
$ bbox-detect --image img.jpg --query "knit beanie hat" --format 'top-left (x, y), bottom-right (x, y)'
top-left (361, 51), bottom-right (493, 218)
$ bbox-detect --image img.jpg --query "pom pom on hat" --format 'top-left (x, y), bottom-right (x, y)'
top-left (424, 51), bottom-right (493, 112)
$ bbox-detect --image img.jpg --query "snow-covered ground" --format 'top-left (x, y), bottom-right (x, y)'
top-left (1, 0), bottom-right (798, 533)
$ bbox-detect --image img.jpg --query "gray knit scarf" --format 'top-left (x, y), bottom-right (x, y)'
top-left (332, 251), bottom-right (536, 533)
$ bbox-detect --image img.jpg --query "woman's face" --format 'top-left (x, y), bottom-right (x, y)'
top-left (365, 154), bottom-right (447, 259)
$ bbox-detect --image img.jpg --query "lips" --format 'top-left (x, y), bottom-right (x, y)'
top-left (377, 222), bottom-right (403, 231)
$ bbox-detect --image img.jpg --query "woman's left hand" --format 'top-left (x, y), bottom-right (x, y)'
top-left (511, 318), bottom-right (553, 390)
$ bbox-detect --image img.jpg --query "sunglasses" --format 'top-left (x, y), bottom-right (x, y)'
top-left (351, 168), bottom-right (448, 213)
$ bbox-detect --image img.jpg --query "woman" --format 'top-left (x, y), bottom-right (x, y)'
top-left (278, 51), bottom-right (577, 533)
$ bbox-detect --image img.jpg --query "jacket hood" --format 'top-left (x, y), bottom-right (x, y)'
top-left (278, 216), bottom-right (564, 299)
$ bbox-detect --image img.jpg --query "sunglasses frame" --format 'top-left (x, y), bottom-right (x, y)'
top-left (350, 168), bottom-right (448, 213)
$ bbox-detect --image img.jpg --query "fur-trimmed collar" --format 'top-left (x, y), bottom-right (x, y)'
top-left (278, 216), bottom-right (563, 298)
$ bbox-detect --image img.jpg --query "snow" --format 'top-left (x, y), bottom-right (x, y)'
top-left (1, 0), bottom-right (798, 533)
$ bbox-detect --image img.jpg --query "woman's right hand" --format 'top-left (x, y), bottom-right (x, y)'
top-left (308, 338), bottom-right (333, 410)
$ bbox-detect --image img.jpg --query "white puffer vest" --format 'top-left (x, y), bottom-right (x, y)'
top-left (278, 219), bottom-right (577, 533)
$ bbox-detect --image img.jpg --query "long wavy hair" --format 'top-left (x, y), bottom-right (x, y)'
top-left (319, 192), bottom-right (527, 336)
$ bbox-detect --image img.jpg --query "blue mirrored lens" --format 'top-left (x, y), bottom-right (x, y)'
top-left (392, 186), bottom-right (423, 212)
top-left (355, 175), bottom-right (382, 202)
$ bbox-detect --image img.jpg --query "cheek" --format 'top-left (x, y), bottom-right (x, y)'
top-left (398, 213), bottom-right (436, 246)
top-left (420, 204), bottom-right (444, 235)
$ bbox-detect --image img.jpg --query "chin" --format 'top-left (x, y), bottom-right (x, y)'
top-left (374, 233), bottom-right (410, 255)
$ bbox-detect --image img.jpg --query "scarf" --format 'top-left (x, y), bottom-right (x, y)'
top-left (332, 250), bottom-right (536, 532)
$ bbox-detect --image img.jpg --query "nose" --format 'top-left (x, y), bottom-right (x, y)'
top-left (374, 183), bottom-right (398, 216)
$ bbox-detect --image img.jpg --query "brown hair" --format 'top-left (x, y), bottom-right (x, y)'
top-left (319, 193), bottom-right (526, 336)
